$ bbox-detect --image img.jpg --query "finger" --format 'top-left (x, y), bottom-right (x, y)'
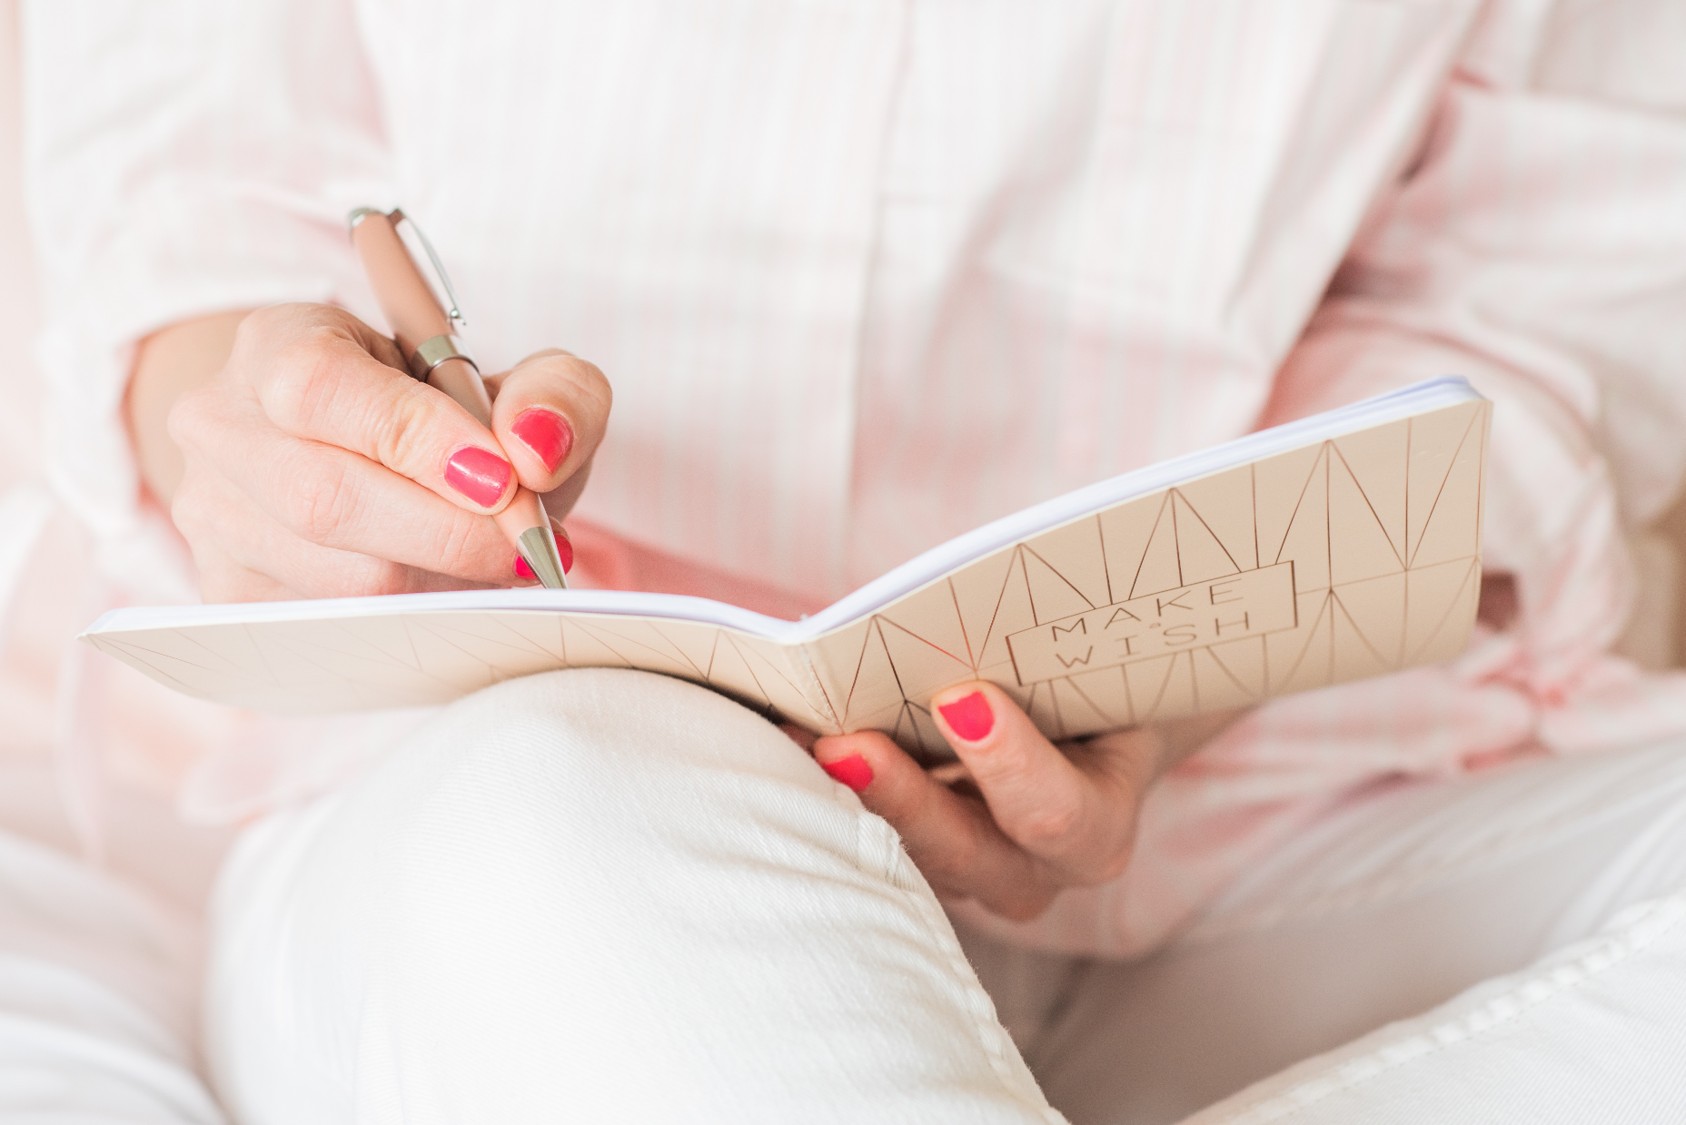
top-left (183, 539), bottom-right (298, 605)
top-left (232, 303), bottom-right (412, 376)
top-left (278, 302), bottom-right (409, 374)
top-left (930, 683), bottom-right (1136, 883)
top-left (246, 314), bottom-right (521, 515)
top-left (174, 471), bottom-right (498, 600)
top-left (173, 390), bottom-right (530, 585)
top-left (205, 568), bottom-right (298, 604)
top-left (779, 723), bottom-right (819, 752)
top-left (490, 349), bottom-right (611, 496)
top-left (812, 731), bottom-right (1057, 922)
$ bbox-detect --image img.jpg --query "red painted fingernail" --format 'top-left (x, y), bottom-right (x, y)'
top-left (938, 691), bottom-right (994, 742)
top-left (511, 408), bottom-right (574, 473)
top-left (514, 554), bottom-right (536, 580)
top-left (555, 527), bottom-right (574, 574)
top-left (444, 446), bottom-right (512, 508)
top-left (822, 754), bottom-right (873, 793)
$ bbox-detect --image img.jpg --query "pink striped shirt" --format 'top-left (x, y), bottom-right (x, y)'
top-left (12, 0), bottom-right (1686, 953)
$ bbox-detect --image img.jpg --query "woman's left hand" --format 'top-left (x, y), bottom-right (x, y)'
top-left (810, 683), bottom-right (1170, 922)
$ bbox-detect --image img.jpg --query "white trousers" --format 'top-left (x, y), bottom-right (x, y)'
top-left (7, 667), bottom-right (1686, 1121)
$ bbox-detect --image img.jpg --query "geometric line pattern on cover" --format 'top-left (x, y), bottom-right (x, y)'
top-left (805, 399), bottom-right (1489, 753)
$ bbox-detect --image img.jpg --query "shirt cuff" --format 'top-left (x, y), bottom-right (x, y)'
top-left (31, 198), bottom-right (358, 598)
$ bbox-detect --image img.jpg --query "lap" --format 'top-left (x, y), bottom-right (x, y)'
top-left (1027, 738), bottom-right (1686, 1123)
top-left (197, 666), bottom-right (1686, 1123)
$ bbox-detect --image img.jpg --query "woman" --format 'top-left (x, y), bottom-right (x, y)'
top-left (11, 1), bottom-right (1686, 1120)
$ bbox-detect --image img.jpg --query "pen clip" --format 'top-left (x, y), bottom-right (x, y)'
top-left (389, 208), bottom-right (468, 331)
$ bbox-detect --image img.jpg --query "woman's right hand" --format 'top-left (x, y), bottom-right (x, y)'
top-left (160, 303), bottom-right (610, 603)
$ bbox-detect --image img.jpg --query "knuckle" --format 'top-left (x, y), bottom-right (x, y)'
top-left (862, 763), bottom-right (916, 822)
top-left (286, 460), bottom-right (357, 543)
top-left (265, 331), bottom-right (343, 431)
top-left (324, 555), bottom-right (412, 599)
top-left (372, 396), bottom-right (440, 476)
top-left (432, 514), bottom-right (497, 578)
top-left (229, 305), bottom-right (281, 353)
top-left (360, 558), bottom-right (415, 597)
top-left (969, 738), bottom-right (1036, 791)
top-left (919, 816), bottom-right (982, 886)
top-left (265, 301), bottom-right (337, 330)
top-left (1013, 801), bottom-right (1085, 850)
top-left (164, 392), bottom-right (204, 449)
top-left (233, 303), bottom-right (325, 363)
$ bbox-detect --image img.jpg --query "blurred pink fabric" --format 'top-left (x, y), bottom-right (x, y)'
top-left (9, 0), bottom-right (1686, 956)
top-left (0, 4), bottom-right (231, 915)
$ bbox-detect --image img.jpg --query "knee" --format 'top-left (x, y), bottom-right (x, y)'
top-left (356, 667), bottom-right (852, 908)
top-left (208, 670), bottom-right (889, 1117)
top-left (315, 668), bottom-right (873, 1011)
top-left (422, 665), bottom-right (825, 803)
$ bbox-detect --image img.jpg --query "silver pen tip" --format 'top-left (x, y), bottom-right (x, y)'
top-left (517, 526), bottom-right (569, 589)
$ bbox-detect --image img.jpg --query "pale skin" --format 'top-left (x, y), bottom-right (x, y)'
top-left (131, 303), bottom-right (1218, 920)
top-left (139, 303), bottom-right (611, 601)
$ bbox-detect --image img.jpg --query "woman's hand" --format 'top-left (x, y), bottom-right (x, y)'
top-left (158, 303), bottom-right (610, 602)
top-left (810, 684), bottom-right (1176, 922)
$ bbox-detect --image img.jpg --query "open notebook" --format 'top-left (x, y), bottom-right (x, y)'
top-left (85, 378), bottom-right (1490, 755)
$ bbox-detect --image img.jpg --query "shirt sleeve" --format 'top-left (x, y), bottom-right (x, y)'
top-left (957, 0), bottom-right (1686, 959)
top-left (20, 0), bottom-right (390, 562)
top-left (1258, 0), bottom-right (1686, 704)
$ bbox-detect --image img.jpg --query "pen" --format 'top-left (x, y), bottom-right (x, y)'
top-left (347, 207), bottom-right (569, 588)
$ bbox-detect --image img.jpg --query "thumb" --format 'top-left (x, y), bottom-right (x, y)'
top-left (489, 348), bottom-right (612, 496)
